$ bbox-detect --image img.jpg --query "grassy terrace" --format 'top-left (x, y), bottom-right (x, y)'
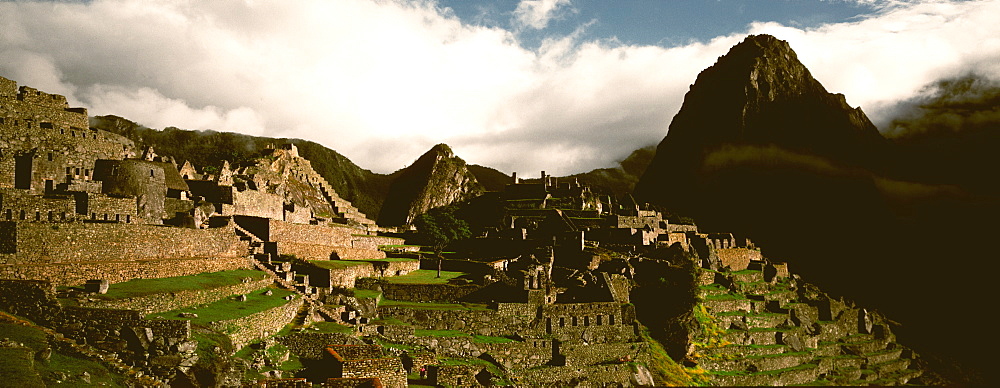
top-left (307, 321), bottom-right (355, 334)
top-left (383, 269), bottom-right (466, 284)
top-left (307, 260), bottom-right (371, 270)
top-left (87, 269), bottom-right (267, 300)
top-left (151, 287), bottom-right (296, 324)
top-left (378, 300), bottom-right (491, 311)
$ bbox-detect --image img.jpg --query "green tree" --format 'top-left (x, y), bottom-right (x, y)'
top-left (414, 205), bottom-right (471, 277)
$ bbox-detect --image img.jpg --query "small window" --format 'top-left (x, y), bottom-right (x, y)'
top-left (609, 315), bottom-right (615, 325)
top-left (150, 169), bottom-right (154, 177)
top-left (5, 209), bottom-right (11, 220)
top-left (34, 212), bottom-right (40, 221)
top-left (71, 131), bottom-right (75, 137)
top-left (19, 210), bottom-right (26, 220)
top-left (48, 211), bottom-right (53, 221)
top-left (75, 168), bottom-right (80, 175)
top-left (125, 215), bottom-right (131, 223)
top-left (66, 167), bottom-right (71, 175)
top-left (572, 317), bottom-right (577, 326)
top-left (47, 153), bottom-right (53, 161)
top-left (91, 213), bottom-right (96, 220)
top-left (115, 214), bottom-right (120, 222)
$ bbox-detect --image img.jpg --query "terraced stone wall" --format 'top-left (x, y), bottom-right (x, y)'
top-left (376, 306), bottom-right (534, 337)
top-left (560, 341), bottom-right (647, 367)
top-left (61, 307), bottom-right (191, 342)
top-left (278, 332), bottom-right (362, 361)
top-left (432, 364), bottom-right (480, 387)
top-left (0, 221), bottom-right (247, 265)
top-left (86, 194), bottom-right (137, 223)
top-left (79, 276), bottom-right (273, 314)
top-left (208, 295), bottom-right (303, 349)
top-left (0, 256), bottom-right (251, 286)
top-left (355, 280), bottom-right (481, 303)
top-left (269, 219), bottom-right (355, 246)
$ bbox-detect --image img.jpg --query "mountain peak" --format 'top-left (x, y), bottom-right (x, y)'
top-left (377, 143), bottom-right (483, 226)
top-left (635, 34), bottom-right (887, 209)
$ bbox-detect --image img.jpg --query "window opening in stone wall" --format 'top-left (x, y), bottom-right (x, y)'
top-left (126, 215), bottom-right (131, 223)
top-left (75, 167), bottom-right (80, 176)
top-left (47, 153), bottom-right (53, 161)
top-left (103, 214), bottom-right (108, 221)
top-left (584, 316), bottom-right (589, 326)
top-left (84, 169), bottom-right (89, 177)
top-left (91, 213), bottom-right (96, 220)
top-left (5, 209), bottom-right (11, 220)
top-left (48, 211), bottom-right (53, 222)
top-left (596, 315), bottom-right (602, 325)
top-left (60, 212), bottom-right (66, 220)
top-left (609, 315), bottom-right (615, 325)
top-left (115, 214), bottom-right (120, 222)
top-left (572, 317), bottom-right (577, 326)
top-left (60, 128), bottom-right (65, 134)
top-left (71, 131), bottom-right (75, 137)
top-left (150, 169), bottom-right (154, 177)
top-left (35, 211), bottom-right (40, 221)
top-left (14, 154), bottom-right (33, 190)
top-left (19, 210), bottom-right (26, 220)
top-left (559, 317), bottom-right (564, 327)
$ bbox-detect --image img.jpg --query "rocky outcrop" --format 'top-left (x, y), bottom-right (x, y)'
top-left (377, 144), bottom-right (484, 226)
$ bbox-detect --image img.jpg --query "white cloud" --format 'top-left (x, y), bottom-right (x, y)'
top-left (513, 0), bottom-right (572, 30)
top-left (0, 0), bottom-right (998, 176)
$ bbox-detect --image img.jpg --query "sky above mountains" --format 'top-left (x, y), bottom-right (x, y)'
top-left (1, 0), bottom-right (998, 175)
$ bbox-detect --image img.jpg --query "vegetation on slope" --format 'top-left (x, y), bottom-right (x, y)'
top-left (90, 115), bottom-right (394, 218)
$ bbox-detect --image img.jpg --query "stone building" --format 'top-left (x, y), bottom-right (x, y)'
top-left (324, 344), bottom-right (406, 388)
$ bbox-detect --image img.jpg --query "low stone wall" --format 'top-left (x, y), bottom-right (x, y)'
top-left (356, 280), bottom-right (481, 303)
top-left (483, 341), bottom-right (552, 371)
top-left (560, 342), bottom-right (648, 367)
top-left (376, 306), bottom-right (536, 338)
top-left (0, 279), bottom-right (64, 325)
top-left (79, 276), bottom-right (273, 314)
top-left (0, 221), bottom-right (247, 265)
top-left (62, 306), bottom-right (191, 343)
top-left (209, 295), bottom-right (304, 349)
top-left (0, 256), bottom-right (252, 286)
top-left (278, 332), bottom-right (363, 361)
top-left (432, 364), bottom-right (480, 387)
top-left (351, 235), bottom-right (405, 250)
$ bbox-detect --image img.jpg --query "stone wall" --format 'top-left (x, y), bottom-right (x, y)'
top-left (0, 255), bottom-right (252, 286)
top-left (277, 242), bottom-right (386, 261)
top-left (208, 295), bottom-right (303, 349)
top-left (227, 188), bottom-right (284, 220)
top-left (86, 193), bottom-right (137, 223)
top-left (716, 248), bottom-right (761, 271)
top-left (0, 221), bottom-right (247, 265)
top-left (560, 341), bottom-right (647, 367)
top-left (269, 219), bottom-right (355, 246)
top-left (301, 259), bottom-right (420, 290)
top-left (517, 363), bottom-right (637, 387)
top-left (78, 276), bottom-right (273, 314)
top-left (278, 332), bottom-right (363, 361)
top-left (432, 364), bottom-right (480, 387)
top-left (0, 188), bottom-right (76, 222)
top-left (61, 306), bottom-right (191, 343)
top-left (0, 279), bottom-right (64, 325)
top-left (321, 378), bottom-right (382, 388)
top-left (355, 280), bottom-right (481, 303)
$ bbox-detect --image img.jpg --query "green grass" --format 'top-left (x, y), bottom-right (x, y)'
top-left (382, 269), bottom-right (467, 284)
top-left (150, 287), bottom-right (296, 325)
top-left (378, 300), bottom-right (491, 311)
top-left (362, 257), bottom-right (419, 263)
top-left (351, 288), bottom-right (382, 299)
top-left (307, 322), bottom-right (355, 334)
top-left (373, 337), bottom-right (417, 352)
top-left (0, 322), bottom-right (125, 387)
top-left (307, 260), bottom-right (371, 270)
top-left (636, 325), bottom-right (701, 386)
top-left (370, 316), bottom-right (408, 326)
top-left (94, 269), bottom-right (267, 299)
top-left (703, 293), bottom-right (747, 301)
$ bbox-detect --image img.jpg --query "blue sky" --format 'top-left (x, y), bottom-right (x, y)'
top-left (1, 0), bottom-right (998, 175)
top-left (440, 0), bottom-right (880, 47)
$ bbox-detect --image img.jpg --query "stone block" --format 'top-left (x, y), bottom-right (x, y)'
top-left (84, 279), bottom-right (109, 294)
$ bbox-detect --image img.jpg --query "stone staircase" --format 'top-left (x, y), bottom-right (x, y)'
top-left (693, 262), bottom-right (925, 386)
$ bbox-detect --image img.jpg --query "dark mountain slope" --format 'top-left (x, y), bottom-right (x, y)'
top-left (568, 145), bottom-right (655, 196)
top-left (633, 35), bottom-right (995, 384)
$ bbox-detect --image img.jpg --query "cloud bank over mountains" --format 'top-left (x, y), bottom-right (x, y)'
top-left (1, 0), bottom-right (998, 175)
